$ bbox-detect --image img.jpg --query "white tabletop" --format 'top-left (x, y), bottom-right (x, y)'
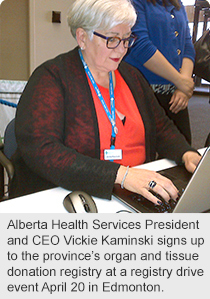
top-left (0, 149), bottom-right (205, 213)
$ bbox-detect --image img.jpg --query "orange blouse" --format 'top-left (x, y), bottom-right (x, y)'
top-left (88, 70), bottom-right (146, 167)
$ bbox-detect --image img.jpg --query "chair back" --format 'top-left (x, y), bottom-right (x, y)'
top-left (0, 118), bottom-right (16, 200)
top-left (4, 118), bottom-right (17, 159)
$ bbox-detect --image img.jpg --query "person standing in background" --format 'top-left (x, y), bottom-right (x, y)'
top-left (124, 0), bottom-right (195, 145)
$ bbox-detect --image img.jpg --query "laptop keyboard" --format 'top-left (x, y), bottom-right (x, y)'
top-left (130, 191), bottom-right (180, 213)
top-left (113, 185), bottom-right (184, 213)
top-left (113, 165), bottom-right (191, 213)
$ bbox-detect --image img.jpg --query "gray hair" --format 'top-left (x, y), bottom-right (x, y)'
top-left (67, 0), bottom-right (137, 39)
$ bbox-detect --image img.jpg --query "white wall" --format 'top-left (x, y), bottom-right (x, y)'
top-left (29, 0), bottom-right (77, 74)
top-left (0, 0), bottom-right (29, 80)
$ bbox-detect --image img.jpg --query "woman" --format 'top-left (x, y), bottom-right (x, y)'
top-left (124, 0), bottom-right (195, 144)
top-left (10, 0), bottom-right (201, 205)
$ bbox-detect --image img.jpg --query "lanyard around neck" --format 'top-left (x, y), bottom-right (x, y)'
top-left (79, 48), bottom-right (117, 149)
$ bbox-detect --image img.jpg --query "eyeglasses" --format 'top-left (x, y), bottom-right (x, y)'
top-left (93, 31), bottom-right (137, 49)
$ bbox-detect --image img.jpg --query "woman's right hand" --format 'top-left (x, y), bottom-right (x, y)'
top-left (115, 166), bottom-right (179, 205)
top-left (144, 50), bottom-right (194, 99)
top-left (175, 74), bottom-right (194, 99)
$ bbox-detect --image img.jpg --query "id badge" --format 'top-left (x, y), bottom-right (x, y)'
top-left (104, 149), bottom-right (122, 161)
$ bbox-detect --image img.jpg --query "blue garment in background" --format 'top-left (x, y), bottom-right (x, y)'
top-left (124, 0), bottom-right (195, 85)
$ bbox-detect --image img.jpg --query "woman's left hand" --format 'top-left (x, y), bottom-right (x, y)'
top-left (182, 151), bottom-right (202, 173)
top-left (169, 89), bottom-right (190, 114)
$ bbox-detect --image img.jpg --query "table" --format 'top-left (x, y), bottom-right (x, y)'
top-left (0, 149), bottom-right (205, 213)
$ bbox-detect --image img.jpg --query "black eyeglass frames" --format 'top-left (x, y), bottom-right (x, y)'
top-left (93, 31), bottom-right (137, 49)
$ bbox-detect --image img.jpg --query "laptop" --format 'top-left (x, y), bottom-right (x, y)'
top-left (113, 147), bottom-right (210, 213)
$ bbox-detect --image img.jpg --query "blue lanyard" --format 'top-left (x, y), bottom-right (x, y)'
top-left (79, 49), bottom-right (117, 149)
